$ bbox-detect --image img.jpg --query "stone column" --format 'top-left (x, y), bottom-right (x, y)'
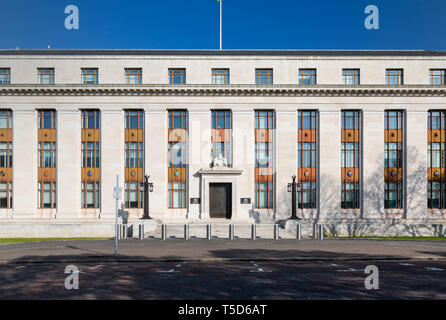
top-left (57, 108), bottom-right (81, 220)
top-left (146, 107), bottom-right (168, 219)
top-left (275, 109), bottom-right (297, 221)
top-left (319, 108), bottom-right (342, 221)
top-left (232, 108), bottom-right (255, 220)
top-left (13, 109), bottom-right (37, 219)
top-left (188, 109), bottom-right (211, 219)
top-left (100, 108), bottom-right (124, 220)
top-left (406, 108), bottom-right (428, 221)
top-left (363, 108), bottom-right (385, 220)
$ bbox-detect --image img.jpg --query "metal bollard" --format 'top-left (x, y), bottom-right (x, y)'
top-left (274, 224), bottom-right (279, 240)
top-left (319, 224), bottom-right (324, 240)
top-left (161, 224), bottom-right (166, 240)
top-left (297, 224), bottom-right (302, 240)
top-left (251, 224), bottom-right (256, 240)
top-left (206, 224), bottom-right (212, 240)
top-left (184, 224), bottom-right (189, 240)
top-left (229, 224), bottom-right (234, 240)
top-left (313, 223), bottom-right (318, 239)
top-left (122, 225), bottom-right (127, 239)
top-left (139, 224), bottom-right (144, 240)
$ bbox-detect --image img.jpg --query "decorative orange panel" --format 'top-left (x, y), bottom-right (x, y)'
top-left (298, 129), bottom-right (316, 142)
top-left (0, 168), bottom-right (12, 182)
top-left (82, 168), bottom-right (100, 182)
top-left (38, 129), bottom-right (57, 142)
top-left (428, 168), bottom-right (446, 181)
top-left (211, 129), bottom-right (231, 142)
top-left (341, 129), bottom-right (360, 142)
top-left (38, 168), bottom-right (57, 182)
top-left (384, 168), bottom-right (403, 182)
top-left (341, 168), bottom-right (360, 183)
top-left (168, 129), bottom-right (187, 142)
top-left (255, 168), bottom-right (273, 182)
top-left (427, 129), bottom-right (445, 143)
top-left (125, 129), bottom-right (143, 142)
top-left (0, 129), bottom-right (12, 142)
top-left (384, 129), bottom-right (402, 142)
top-left (168, 167), bottom-right (187, 182)
top-left (255, 129), bottom-right (273, 142)
top-left (82, 129), bottom-right (100, 142)
top-left (298, 167), bottom-right (317, 182)
top-left (125, 167), bottom-right (143, 182)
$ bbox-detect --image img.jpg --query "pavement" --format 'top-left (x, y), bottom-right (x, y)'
top-left (1, 238), bottom-right (446, 264)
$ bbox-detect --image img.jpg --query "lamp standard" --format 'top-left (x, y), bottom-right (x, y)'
top-left (140, 175), bottom-right (154, 219)
top-left (287, 175), bottom-right (301, 220)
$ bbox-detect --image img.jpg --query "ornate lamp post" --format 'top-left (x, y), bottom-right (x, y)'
top-left (287, 175), bottom-right (301, 220)
top-left (140, 175), bottom-right (154, 219)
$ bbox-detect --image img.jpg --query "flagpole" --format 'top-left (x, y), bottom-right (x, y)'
top-left (220, 0), bottom-right (222, 50)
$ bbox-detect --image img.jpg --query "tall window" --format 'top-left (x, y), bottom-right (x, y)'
top-left (427, 111), bottom-right (446, 209)
top-left (38, 68), bottom-right (55, 84)
top-left (81, 110), bottom-right (100, 209)
top-left (212, 69), bottom-right (230, 84)
top-left (341, 111), bottom-right (361, 209)
top-left (0, 110), bottom-right (13, 208)
top-left (255, 69), bottom-right (273, 85)
top-left (212, 110), bottom-right (232, 167)
top-left (125, 68), bottom-right (142, 84)
top-left (386, 69), bottom-right (403, 85)
top-left (299, 69), bottom-right (317, 85)
top-left (342, 69), bottom-right (360, 85)
top-left (169, 69), bottom-right (186, 85)
top-left (0, 69), bottom-right (10, 84)
top-left (255, 111), bottom-right (274, 209)
top-left (430, 70), bottom-right (446, 85)
top-left (384, 110), bottom-right (404, 209)
top-left (38, 110), bottom-right (57, 209)
top-left (125, 110), bottom-right (144, 209)
top-left (298, 111), bottom-right (317, 209)
top-left (168, 111), bottom-right (188, 209)
top-left (81, 68), bottom-right (98, 84)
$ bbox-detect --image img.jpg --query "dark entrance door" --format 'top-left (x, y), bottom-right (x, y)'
top-left (209, 183), bottom-right (232, 219)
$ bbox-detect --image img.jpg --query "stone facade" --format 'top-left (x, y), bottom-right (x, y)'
top-left (0, 49), bottom-right (446, 235)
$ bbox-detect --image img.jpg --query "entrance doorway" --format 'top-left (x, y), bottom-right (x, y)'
top-left (209, 183), bottom-right (232, 219)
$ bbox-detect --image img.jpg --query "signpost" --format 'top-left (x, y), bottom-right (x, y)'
top-left (113, 175), bottom-right (122, 257)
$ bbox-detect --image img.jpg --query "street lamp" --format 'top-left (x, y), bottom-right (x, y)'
top-left (140, 175), bottom-right (154, 220)
top-left (287, 175), bottom-right (301, 220)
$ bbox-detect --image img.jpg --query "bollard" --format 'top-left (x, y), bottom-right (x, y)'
top-left (274, 224), bottom-right (279, 240)
top-left (319, 224), bottom-right (324, 240)
top-left (184, 224), bottom-right (189, 240)
top-left (313, 223), bottom-right (318, 239)
top-left (161, 224), bottom-right (166, 240)
top-left (138, 224), bottom-right (144, 240)
top-left (229, 224), bottom-right (234, 240)
top-left (251, 224), bottom-right (256, 240)
top-left (206, 224), bottom-right (211, 240)
top-left (297, 224), bottom-right (302, 240)
top-left (122, 225), bottom-right (127, 239)
top-left (117, 224), bottom-right (121, 240)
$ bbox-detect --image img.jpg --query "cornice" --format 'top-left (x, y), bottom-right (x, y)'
top-left (0, 84), bottom-right (446, 97)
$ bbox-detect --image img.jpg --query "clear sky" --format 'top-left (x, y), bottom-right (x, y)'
top-left (0, 0), bottom-right (445, 50)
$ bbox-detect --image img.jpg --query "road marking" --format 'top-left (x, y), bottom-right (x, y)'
top-left (14, 265), bottom-right (26, 269)
top-left (336, 268), bottom-right (363, 272)
top-left (399, 263), bottom-right (414, 266)
top-left (157, 269), bottom-right (179, 273)
top-left (250, 268), bottom-right (272, 273)
top-left (425, 267), bottom-right (444, 271)
top-left (330, 263), bottom-right (338, 267)
top-left (88, 265), bottom-right (105, 270)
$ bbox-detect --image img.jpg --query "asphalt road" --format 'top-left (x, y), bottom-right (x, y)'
top-left (1, 260), bottom-right (445, 299)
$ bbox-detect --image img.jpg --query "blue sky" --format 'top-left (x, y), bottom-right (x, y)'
top-left (0, 0), bottom-right (445, 50)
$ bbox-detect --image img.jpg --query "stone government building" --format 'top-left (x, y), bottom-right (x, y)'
top-left (0, 49), bottom-right (445, 237)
